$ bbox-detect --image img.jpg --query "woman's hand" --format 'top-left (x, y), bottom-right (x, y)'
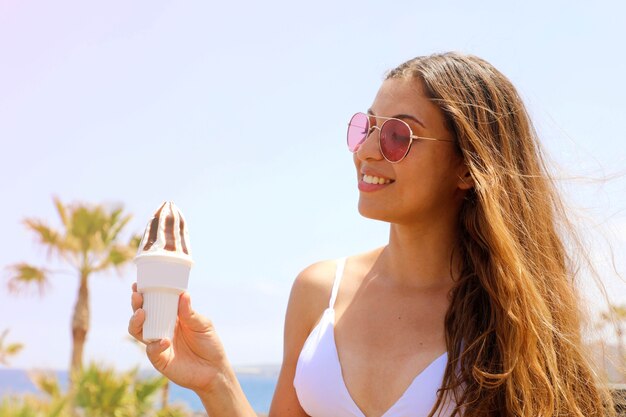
top-left (128, 283), bottom-right (230, 394)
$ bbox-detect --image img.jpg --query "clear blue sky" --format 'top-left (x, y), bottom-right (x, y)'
top-left (1, 0), bottom-right (624, 370)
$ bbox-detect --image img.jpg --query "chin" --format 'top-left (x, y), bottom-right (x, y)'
top-left (357, 201), bottom-right (394, 223)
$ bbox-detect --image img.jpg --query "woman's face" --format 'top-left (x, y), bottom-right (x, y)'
top-left (353, 77), bottom-right (470, 226)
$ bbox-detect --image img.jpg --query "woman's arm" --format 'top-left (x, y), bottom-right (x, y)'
top-left (269, 261), bottom-right (336, 417)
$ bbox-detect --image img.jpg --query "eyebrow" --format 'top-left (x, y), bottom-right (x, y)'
top-left (367, 108), bottom-right (426, 128)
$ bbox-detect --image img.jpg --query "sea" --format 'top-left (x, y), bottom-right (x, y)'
top-left (0, 367), bottom-right (278, 414)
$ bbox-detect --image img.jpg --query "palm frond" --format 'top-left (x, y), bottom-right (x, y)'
top-left (110, 244), bottom-right (136, 267)
top-left (75, 362), bottom-right (134, 415)
top-left (47, 397), bottom-right (68, 417)
top-left (93, 232), bottom-right (141, 273)
top-left (22, 219), bottom-right (63, 255)
top-left (156, 404), bottom-right (192, 417)
top-left (129, 233), bottom-right (142, 251)
top-left (0, 395), bottom-right (40, 417)
top-left (104, 213), bottom-right (132, 246)
top-left (4, 343), bottom-right (24, 356)
top-left (5, 263), bottom-right (50, 296)
top-left (28, 371), bottom-right (62, 398)
top-left (52, 196), bottom-right (70, 231)
top-left (0, 329), bottom-right (24, 365)
top-left (69, 205), bottom-right (102, 252)
top-left (93, 247), bottom-right (129, 273)
top-left (62, 235), bottom-right (82, 258)
top-left (107, 207), bottom-right (124, 233)
top-left (135, 374), bottom-right (167, 405)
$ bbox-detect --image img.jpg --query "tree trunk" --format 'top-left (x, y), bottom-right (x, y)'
top-left (69, 271), bottom-right (90, 387)
top-left (161, 380), bottom-right (170, 410)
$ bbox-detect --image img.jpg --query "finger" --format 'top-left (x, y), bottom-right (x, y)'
top-left (132, 282), bottom-right (137, 292)
top-left (146, 338), bottom-right (172, 371)
top-left (178, 292), bottom-right (213, 333)
top-left (128, 308), bottom-right (145, 342)
top-left (131, 291), bottom-right (144, 312)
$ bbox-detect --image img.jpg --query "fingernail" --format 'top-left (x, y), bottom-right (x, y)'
top-left (159, 339), bottom-right (167, 347)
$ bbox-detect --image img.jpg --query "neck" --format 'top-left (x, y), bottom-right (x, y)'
top-left (380, 216), bottom-right (461, 289)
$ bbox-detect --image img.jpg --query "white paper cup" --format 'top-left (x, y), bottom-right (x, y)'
top-left (135, 255), bottom-right (192, 342)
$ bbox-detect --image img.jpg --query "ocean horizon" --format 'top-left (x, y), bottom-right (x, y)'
top-left (0, 366), bottom-right (279, 414)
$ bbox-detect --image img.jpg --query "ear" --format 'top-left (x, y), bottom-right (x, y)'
top-left (456, 166), bottom-right (474, 191)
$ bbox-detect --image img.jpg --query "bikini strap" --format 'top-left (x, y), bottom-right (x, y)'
top-left (329, 257), bottom-right (346, 309)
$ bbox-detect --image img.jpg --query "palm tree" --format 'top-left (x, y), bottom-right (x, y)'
top-left (0, 329), bottom-right (24, 366)
top-left (6, 197), bottom-right (140, 384)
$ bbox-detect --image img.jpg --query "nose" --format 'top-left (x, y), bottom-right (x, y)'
top-left (355, 126), bottom-right (383, 161)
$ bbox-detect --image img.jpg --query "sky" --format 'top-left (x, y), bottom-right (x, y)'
top-left (0, 0), bottom-right (625, 371)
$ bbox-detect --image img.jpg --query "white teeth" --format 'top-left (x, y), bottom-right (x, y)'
top-left (363, 174), bottom-right (391, 185)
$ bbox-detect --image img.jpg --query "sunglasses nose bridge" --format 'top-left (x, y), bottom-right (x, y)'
top-left (356, 124), bottom-right (384, 160)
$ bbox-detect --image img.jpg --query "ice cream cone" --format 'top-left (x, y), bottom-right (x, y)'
top-left (134, 202), bottom-right (193, 342)
top-left (135, 255), bottom-right (192, 341)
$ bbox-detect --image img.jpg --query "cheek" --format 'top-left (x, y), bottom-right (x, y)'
top-left (402, 154), bottom-right (460, 196)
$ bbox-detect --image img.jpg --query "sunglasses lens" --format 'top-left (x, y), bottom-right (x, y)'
top-left (347, 113), bottom-right (369, 152)
top-left (380, 119), bottom-right (411, 162)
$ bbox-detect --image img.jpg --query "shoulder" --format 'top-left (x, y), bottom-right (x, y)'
top-left (292, 259), bottom-right (338, 297)
top-left (287, 249), bottom-right (384, 328)
top-left (287, 259), bottom-right (338, 327)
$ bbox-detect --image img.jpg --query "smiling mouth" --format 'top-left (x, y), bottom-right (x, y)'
top-left (362, 174), bottom-right (393, 185)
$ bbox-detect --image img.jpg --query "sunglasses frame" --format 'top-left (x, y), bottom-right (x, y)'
top-left (348, 112), bottom-right (455, 163)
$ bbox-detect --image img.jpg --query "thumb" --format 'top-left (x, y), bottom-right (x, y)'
top-left (146, 338), bottom-right (172, 372)
top-left (178, 292), bottom-right (213, 333)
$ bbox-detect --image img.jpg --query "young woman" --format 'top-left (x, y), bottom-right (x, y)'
top-left (129, 52), bottom-right (615, 417)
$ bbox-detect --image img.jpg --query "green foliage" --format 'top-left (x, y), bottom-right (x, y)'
top-left (5, 264), bottom-right (49, 295)
top-left (22, 219), bottom-right (61, 251)
top-left (5, 197), bottom-right (141, 380)
top-left (132, 371), bottom-right (169, 416)
top-left (0, 329), bottom-right (24, 365)
top-left (0, 393), bottom-right (67, 417)
top-left (0, 363), bottom-right (193, 417)
top-left (29, 372), bottom-right (62, 398)
top-left (155, 405), bottom-right (193, 417)
top-left (75, 364), bottom-right (131, 417)
top-left (0, 396), bottom-right (39, 417)
top-left (7, 197), bottom-right (141, 293)
top-left (74, 363), bottom-right (169, 417)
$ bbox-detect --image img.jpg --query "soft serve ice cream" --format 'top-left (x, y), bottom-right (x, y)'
top-left (135, 202), bottom-right (193, 341)
top-left (136, 201), bottom-right (193, 272)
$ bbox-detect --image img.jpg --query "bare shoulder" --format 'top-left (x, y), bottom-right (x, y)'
top-left (288, 249), bottom-right (384, 327)
top-left (288, 259), bottom-right (338, 328)
top-left (293, 259), bottom-right (337, 295)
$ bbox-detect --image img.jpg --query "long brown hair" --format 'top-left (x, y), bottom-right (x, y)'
top-left (386, 53), bottom-right (615, 416)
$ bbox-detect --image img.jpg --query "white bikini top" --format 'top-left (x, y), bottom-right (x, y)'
top-left (293, 258), bottom-right (454, 417)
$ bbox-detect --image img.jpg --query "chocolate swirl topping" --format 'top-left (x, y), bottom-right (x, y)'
top-left (143, 202), bottom-right (166, 251)
top-left (141, 202), bottom-right (190, 255)
top-left (179, 217), bottom-right (188, 254)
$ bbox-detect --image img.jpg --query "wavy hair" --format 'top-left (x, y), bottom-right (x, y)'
top-left (386, 53), bottom-right (615, 417)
